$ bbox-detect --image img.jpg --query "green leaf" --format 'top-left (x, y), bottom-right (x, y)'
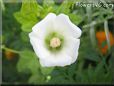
top-left (56, 0), bottom-right (71, 14)
top-left (21, 32), bottom-right (29, 42)
top-left (14, 0), bottom-right (42, 32)
top-left (39, 6), bottom-right (54, 19)
top-left (39, 0), bottom-right (55, 19)
top-left (28, 74), bottom-right (45, 84)
top-left (79, 37), bottom-right (100, 62)
top-left (69, 14), bottom-right (83, 25)
top-left (93, 61), bottom-right (105, 82)
top-left (87, 65), bottom-right (94, 83)
top-left (41, 67), bottom-right (54, 75)
top-left (43, 0), bottom-right (55, 7)
top-left (17, 50), bottom-right (40, 74)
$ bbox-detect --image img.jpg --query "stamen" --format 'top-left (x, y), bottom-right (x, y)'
top-left (50, 37), bottom-right (61, 48)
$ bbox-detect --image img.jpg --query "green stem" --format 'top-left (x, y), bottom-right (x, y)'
top-left (1, 45), bottom-right (20, 54)
top-left (0, 0), bottom-right (5, 11)
top-left (104, 20), bottom-right (111, 51)
top-left (102, 57), bottom-right (109, 72)
top-left (86, 6), bottom-right (96, 47)
top-left (82, 15), bottom-right (114, 33)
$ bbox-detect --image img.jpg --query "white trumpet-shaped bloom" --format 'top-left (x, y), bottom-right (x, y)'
top-left (29, 13), bottom-right (82, 67)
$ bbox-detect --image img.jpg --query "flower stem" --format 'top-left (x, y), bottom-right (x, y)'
top-left (1, 45), bottom-right (20, 54)
top-left (0, 0), bottom-right (5, 11)
top-left (104, 20), bottom-right (111, 51)
top-left (86, 6), bottom-right (96, 47)
top-left (82, 15), bottom-right (114, 33)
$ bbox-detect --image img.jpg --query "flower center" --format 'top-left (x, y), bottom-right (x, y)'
top-left (45, 32), bottom-right (64, 52)
top-left (50, 37), bottom-right (61, 48)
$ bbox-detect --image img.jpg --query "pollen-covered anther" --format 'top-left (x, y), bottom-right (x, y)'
top-left (50, 37), bottom-right (61, 48)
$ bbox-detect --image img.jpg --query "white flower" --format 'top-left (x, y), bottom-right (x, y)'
top-left (29, 13), bottom-right (82, 67)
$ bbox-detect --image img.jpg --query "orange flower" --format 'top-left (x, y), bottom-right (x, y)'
top-left (96, 31), bottom-right (114, 55)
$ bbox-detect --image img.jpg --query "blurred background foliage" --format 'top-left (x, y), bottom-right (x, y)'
top-left (1, 0), bottom-right (114, 85)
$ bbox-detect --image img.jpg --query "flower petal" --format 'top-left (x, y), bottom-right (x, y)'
top-left (39, 51), bottom-right (72, 67)
top-left (54, 14), bottom-right (82, 38)
top-left (32, 13), bottom-right (56, 32)
top-left (63, 37), bottom-right (80, 63)
top-left (29, 32), bottom-right (50, 59)
top-left (32, 13), bottom-right (56, 40)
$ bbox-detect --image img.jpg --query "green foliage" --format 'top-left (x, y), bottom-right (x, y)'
top-left (56, 0), bottom-right (71, 14)
top-left (2, 0), bottom-right (114, 84)
top-left (43, 0), bottom-right (55, 7)
top-left (14, 0), bottom-right (82, 33)
top-left (28, 73), bottom-right (45, 84)
top-left (14, 0), bottom-right (41, 32)
top-left (79, 36), bottom-right (101, 62)
top-left (56, 0), bottom-right (82, 25)
top-left (17, 50), bottom-right (54, 83)
top-left (17, 50), bottom-right (40, 74)
top-left (69, 13), bottom-right (83, 25)
top-left (41, 67), bottom-right (54, 76)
